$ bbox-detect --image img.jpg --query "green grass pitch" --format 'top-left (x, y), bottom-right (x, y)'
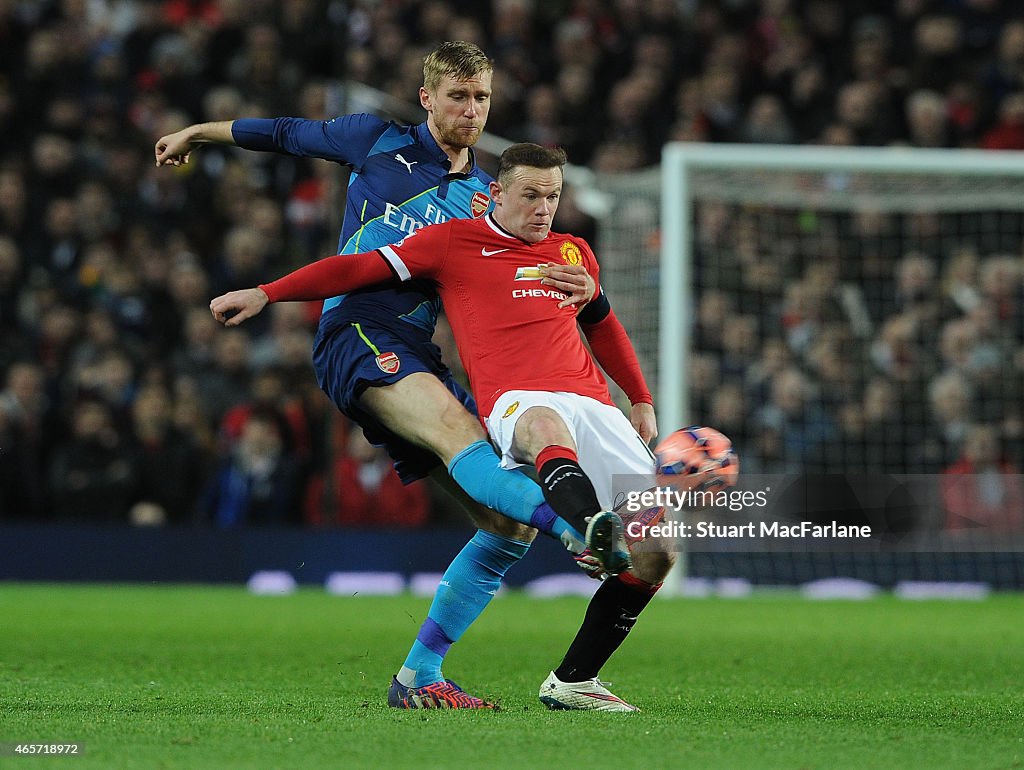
top-left (1, 584), bottom-right (1021, 769)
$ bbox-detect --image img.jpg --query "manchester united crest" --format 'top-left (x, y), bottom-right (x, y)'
top-left (470, 192), bottom-right (490, 218)
top-left (560, 241), bottom-right (582, 265)
top-left (502, 400), bottom-right (520, 419)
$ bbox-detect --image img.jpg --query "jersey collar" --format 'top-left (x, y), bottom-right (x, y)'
top-left (485, 213), bottom-right (527, 242)
top-left (415, 122), bottom-right (482, 178)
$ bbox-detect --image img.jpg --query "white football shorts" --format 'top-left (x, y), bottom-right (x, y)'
top-left (485, 390), bottom-right (656, 511)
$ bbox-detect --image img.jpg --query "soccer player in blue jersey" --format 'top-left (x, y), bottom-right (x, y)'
top-left (156, 42), bottom-right (627, 710)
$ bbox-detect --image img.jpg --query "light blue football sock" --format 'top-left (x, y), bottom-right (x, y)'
top-left (398, 529), bottom-right (530, 687)
top-left (448, 440), bottom-right (583, 543)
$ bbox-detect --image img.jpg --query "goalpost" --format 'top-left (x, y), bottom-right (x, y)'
top-left (595, 144), bottom-right (1024, 591)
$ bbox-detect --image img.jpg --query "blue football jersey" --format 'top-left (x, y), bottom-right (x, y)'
top-left (232, 115), bottom-right (494, 337)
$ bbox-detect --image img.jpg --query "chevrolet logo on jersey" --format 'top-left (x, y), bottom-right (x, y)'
top-left (560, 241), bottom-right (582, 265)
top-left (511, 288), bottom-right (568, 299)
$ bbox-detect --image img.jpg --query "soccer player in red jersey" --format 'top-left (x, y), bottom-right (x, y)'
top-left (212, 143), bottom-right (672, 711)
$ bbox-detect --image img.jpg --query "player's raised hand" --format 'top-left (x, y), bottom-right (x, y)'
top-left (630, 402), bottom-right (658, 445)
top-left (210, 288), bottom-right (269, 327)
top-left (154, 128), bottom-right (196, 167)
top-left (539, 263), bottom-right (595, 308)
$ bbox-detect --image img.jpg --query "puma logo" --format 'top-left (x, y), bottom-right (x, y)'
top-left (395, 154), bottom-right (418, 173)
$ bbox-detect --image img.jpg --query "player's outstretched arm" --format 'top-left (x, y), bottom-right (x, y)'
top-left (539, 264), bottom-right (595, 309)
top-left (210, 250), bottom-right (397, 327)
top-left (210, 288), bottom-right (269, 327)
top-left (155, 121), bottom-right (237, 166)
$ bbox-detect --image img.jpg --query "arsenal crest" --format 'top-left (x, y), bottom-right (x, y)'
top-left (470, 191), bottom-right (490, 218)
top-left (375, 352), bottom-right (400, 374)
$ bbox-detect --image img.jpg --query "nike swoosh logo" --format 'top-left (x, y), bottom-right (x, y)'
top-left (481, 247), bottom-right (510, 256)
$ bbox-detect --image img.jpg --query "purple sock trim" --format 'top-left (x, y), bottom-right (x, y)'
top-left (529, 502), bottom-right (558, 536)
top-left (416, 617), bottom-right (454, 657)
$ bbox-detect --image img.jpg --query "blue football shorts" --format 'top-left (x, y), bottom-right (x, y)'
top-left (312, 313), bottom-right (478, 484)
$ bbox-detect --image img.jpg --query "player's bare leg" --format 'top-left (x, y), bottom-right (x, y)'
top-left (627, 539), bottom-right (675, 585)
top-left (359, 372), bottom-right (490, 467)
top-left (511, 406), bottom-right (631, 575)
top-left (360, 373), bottom-right (582, 544)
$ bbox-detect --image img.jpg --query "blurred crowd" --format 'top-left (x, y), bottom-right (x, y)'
top-left (689, 203), bottom-right (1024, 533)
top-left (1, 0), bottom-right (1023, 530)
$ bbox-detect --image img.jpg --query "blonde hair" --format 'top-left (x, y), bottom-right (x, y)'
top-left (423, 41), bottom-right (493, 92)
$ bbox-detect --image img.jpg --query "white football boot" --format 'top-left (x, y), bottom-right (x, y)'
top-left (538, 671), bottom-right (639, 712)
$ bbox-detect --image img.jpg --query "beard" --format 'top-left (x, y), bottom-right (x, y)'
top-left (435, 119), bottom-right (483, 150)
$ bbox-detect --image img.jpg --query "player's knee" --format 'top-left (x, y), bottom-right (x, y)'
top-left (472, 508), bottom-right (537, 543)
top-left (629, 548), bottom-right (675, 584)
top-left (512, 407), bottom-right (574, 463)
top-left (421, 398), bottom-right (487, 466)
top-left (492, 519), bottom-right (537, 543)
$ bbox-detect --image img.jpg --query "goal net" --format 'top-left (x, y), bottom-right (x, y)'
top-left (595, 144), bottom-right (1024, 591)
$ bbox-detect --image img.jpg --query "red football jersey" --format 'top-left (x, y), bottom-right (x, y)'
top-left (377, 214), bottom-right (611, 416)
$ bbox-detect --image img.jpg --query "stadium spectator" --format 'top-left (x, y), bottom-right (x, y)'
top-left (942, 423), bottom-right (1024, 533)
top-left (740, 94), bottom-right (796, 145)
top-left (920, 370), bottom-right (975, 471)
top-left (980, 91), bottom-right (1024, 149)
top-left (248, 301), bottom-right (317, 371)
top-left (304, 428), bottom-right (430, 529)
top-left (128, 383), bottom-right (207, 526)
top-left (219, 366), bottom-right (312, 462)
top-left (909, 14), bottom-right (965, 93)
top-left (983, 19), bottom-right (1024, 103)
top-left (0, 236), bottom-right (28, 370)
top-left (904, 89), bottom-right (954, 148)
top-left (198, 408), bottom-right (303, 528)
top-left (49, 397), bottom-right (137, 523)
top-left (707, 381), bottom-right (752, 454)
top-left (0, 361), bottom-right (58, 519)
top-left (193, 327), bottom-right (252, 424)
top-left (755, 366), bottom-right (838, 471)
top-left (860, 376), bottom-right (920, 474)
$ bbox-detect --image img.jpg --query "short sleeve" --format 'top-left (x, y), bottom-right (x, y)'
top-left (377, 221), bottom-right (454, 282)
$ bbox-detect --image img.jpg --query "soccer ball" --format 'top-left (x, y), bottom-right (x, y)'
top-left (654, 426), bottom-right (739, 492)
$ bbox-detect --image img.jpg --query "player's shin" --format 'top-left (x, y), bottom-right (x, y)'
top-left (447, 440), bottom-right (584, 547)
top-left (534, 445), bottom-right (602, 536)
top-left (534, 445), bottom-right (631, 574)
top-left (397, 529), bottom-right (529, 688)
top-left (553, 573), bottom-right (662, 683)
